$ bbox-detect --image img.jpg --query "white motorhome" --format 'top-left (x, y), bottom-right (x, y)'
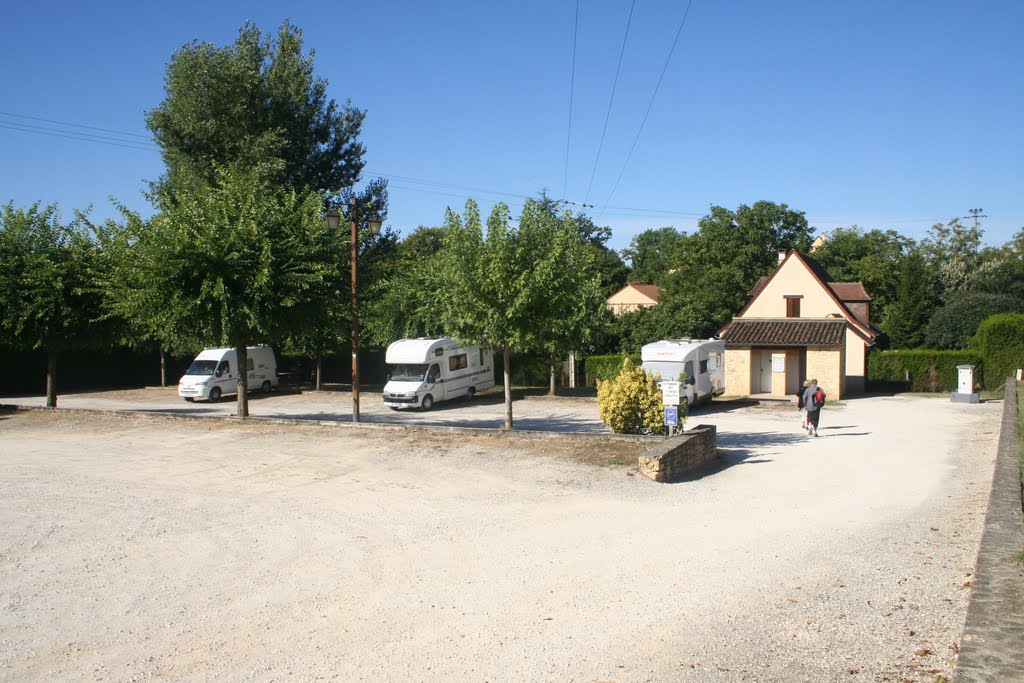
top-left (178, 346), bottom-right (278, 402)
top-left (641, 338), bottom-right (725, 406)
top-left (382, 338), bottom-right (494, 410)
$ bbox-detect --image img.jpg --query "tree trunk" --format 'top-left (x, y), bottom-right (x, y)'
top-left (159, 343), bottom-right (167, 388)
top-left (503, 346), bottom-right (513, 430)
top-left (235, 343), bottom-right (249, 418)
top-left (315, 352), bottom-right (323, 391)
top-left (549, 362), bottom-right (557, 396)
top-left (45, 350), bottom-right (57, 408)
top-left (568, 351), bottom-right (576, 389)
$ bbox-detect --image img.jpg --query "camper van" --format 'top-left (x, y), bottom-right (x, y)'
top-left (641, 338), bottom-right (725, 406)
top-left (178, 346), bottom-right (278, 402)
top-left (382, 338), bottom-right (495, 410)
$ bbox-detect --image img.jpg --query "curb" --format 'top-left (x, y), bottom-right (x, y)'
top-left (955, 380), bottom-right (1024, 682)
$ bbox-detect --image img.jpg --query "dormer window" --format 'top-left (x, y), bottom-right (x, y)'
top-left (785, 295), bottom-right (801, 318)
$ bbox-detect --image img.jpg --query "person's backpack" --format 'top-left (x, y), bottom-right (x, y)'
top-left (814, 388), bottom-right (825, 405)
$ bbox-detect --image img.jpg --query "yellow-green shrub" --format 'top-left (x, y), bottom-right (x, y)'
top-left (597, 358), bottom-right (676, 435)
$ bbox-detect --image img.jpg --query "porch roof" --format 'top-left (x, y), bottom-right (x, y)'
top-left (718, 319), bottom-right (847, 347)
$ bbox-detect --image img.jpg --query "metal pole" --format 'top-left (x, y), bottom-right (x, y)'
top-left (350, 196), bottom-right (360, 423)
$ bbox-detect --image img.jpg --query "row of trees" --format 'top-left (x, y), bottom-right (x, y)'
top-left (4, 20), bottom-right (1021, 425)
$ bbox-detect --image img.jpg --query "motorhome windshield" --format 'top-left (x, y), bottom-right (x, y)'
top-left (643, 361), bottom-right (687, 383)
top-left (389, 363), bottom-right (428, 382)
top-left (187, 360), bottom-right (218, 376)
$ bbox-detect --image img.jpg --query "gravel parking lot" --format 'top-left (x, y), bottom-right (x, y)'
top-left (0, 392), bottom-right (1002, 681)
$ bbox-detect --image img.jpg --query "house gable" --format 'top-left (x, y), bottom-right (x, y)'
top-left (606, 283), bottom-right (660, 316)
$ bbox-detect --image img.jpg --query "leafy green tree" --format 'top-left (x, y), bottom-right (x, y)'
top-left (0, 203), bottom-right (110, 406)
top-left (621, 227), bottom-right (684, 286)
top-left (147, 21), bottom-right (366, 199)
top-left (920, 218), bottom-right (984, 304)
top-left (437, 198), bottom-right (604, 428)
top-left (658, 201), bottom-right (813, 338)
top-left (120, 165), bottom-right (338, 416)
top-left (880, 251), bottom-right (934, 349)
top-left (811, 226), bottom-right (916, 324)
top-left (923, 292), bottom-right (1024, 349)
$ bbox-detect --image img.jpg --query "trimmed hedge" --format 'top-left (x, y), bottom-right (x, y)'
top-left (973, 313), bottom-right (1024, 388)
top-left (868, 349), bottom-right (984, 392)
top-left (583, 354), bottom-right (641, 386)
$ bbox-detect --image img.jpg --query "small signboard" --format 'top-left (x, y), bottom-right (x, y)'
top-left (664, 406), bottom-right (678, 426)
top-left (661, 381), bottom-right (680, 406)
top-left (772, 353), bottom-right (786, 373)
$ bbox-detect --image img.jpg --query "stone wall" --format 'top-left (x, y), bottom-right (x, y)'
top-left (724, 349), bottom-right (751, 396)
top-left (805, 346), bottom-right (844, 400)
top-left (637, 424), bottom-right (718, 482)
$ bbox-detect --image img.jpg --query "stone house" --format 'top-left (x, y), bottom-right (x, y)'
top-left (717, 250), bottom-right (883, 400)
top-left (606, 283), bottom-right (660, 316)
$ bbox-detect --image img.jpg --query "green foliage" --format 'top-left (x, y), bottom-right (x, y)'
top-left (0, 202), bottom-right (108, 353)
top-left (923, 292), bottom-right (1024, 350)
top-left (596, 358), bottom-right (669, 435)
top-left (972, 313), bottom-right (1024, 388)
top-left (880, 251), bottom-right (934, 349)
top-left (621, 227), bottom-right (684, 286)
top-left (584, 354), bottom-right (642, 384)
top-left (609, 304), bottom-right (694, 354)
top-left (811, 226), bottom-right (916, 324)
top-left (658, 201), bottom-right (814, 338)
top-left (147, 21), bottom-right (366, 198)
top-left (867, 349), bottom-right (983, 392)
top-left (436, 198), bottom-right (605, 427)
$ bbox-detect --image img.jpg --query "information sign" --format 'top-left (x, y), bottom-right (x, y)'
top-left (664, 406), bottom-right (678, 426)
top-left (661, 381), bottom-right (680, 406)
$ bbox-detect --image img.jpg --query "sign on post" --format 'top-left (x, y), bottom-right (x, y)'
top-left (664, 405), bottom-right (678, 427)
top-left (660, 381), bottom-right (680, 406)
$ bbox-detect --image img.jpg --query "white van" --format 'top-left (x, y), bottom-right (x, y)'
top-left (382, 338), bottom-right (494, 410)
top-left (641, 338), bottom-right (726, 406)
top-left (178, 346), bottom-right (278, 402)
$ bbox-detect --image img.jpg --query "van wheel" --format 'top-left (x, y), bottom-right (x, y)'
top-left (261, 380), bottom-right (272, 394)
top-left (209, 387), bottom-right (222, 402)
top-left (465, 387), bottom-right (476, 402)
top-left (421, 394), bottom-right (434, 411)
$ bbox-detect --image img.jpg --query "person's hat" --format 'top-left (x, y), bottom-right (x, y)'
top-left (802, 379), bottom-right (812, 387)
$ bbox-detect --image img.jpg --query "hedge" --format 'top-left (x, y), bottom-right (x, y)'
top-left (583, 354), bottom-right (641, 386)
top-left (972, 313), bottom-right (1024, 388)
top-left (867, 349), bottom-right (984, 392)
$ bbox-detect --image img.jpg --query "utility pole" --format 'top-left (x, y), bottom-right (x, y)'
top-left (964, 208), bottom-right (987, 247)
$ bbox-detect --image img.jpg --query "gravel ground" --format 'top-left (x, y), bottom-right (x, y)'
top-left (0, 394), bottom-right (1002, 682)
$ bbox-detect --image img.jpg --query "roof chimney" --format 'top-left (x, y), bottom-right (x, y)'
top-left (778, 249), bottom-right (787, 264)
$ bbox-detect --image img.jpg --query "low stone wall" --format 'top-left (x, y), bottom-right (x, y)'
top-left (638, 424), bottom-right (717, 482)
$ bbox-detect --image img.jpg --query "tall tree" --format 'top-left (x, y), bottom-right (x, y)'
top-left (810, 226), bottom-right (915, 325)
top-left (437, 199), bottom-right (604, 428)
top-left (147, 21), bottom-right (366, 200)
top-left (621, 227), bottom-right (684, 285)
top-left (658, 201), bottom-right (813, 338)
top-left (0, 203), bottom-right (109, 406)
top-left (120, 165), bottom-right (339, 416)
top-left (880, 251), bottom-right (934, 349)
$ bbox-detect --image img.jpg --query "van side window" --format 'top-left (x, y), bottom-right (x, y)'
top-left (709, 353), bottom-right (720, 371)
top-left (479, 349), bottom-right (484, 365)
top-left (449, 354), bottom-right (468, 371)
top-left (427, 364), bottom-right (440, 383)
top-left (247, 358), bottom-right (255, 371)
top-left (218, 361), bottom-right (230, 376)
top-left (699, 359), bottom-right (708, 374)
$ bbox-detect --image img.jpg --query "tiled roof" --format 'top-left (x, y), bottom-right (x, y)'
top-left (719, 319), bottom-right (848, 346)
top-left (627, 284), bottom-right (660, 302)
top-left (828, 282), bottom-right (871, 301)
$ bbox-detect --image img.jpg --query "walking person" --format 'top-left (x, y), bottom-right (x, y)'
top-left (796, 379), bottom-right (811, 429)
top-left (802, 379), bottom-right (826, 437)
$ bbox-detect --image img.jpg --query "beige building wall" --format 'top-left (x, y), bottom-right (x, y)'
top-left (605, 288), bottom-right (657, 316)
top-left (805, 346), bottom-right (844, 400)
top-left (743, 258), bottom-right (844, 319)
top-left (844, 331), bottom-right (867, 395)
top-left (724, 348), bottom-right (751, 396)
top-left (770, 352), bottom-right (788, 396)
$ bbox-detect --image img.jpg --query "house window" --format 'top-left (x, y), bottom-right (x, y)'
top-left (785, 296), bottom-right (801, 318)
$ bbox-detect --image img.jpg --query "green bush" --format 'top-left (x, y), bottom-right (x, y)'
top-left (973, 313), bottom-right (1024, 388)
top-left (868, 349), bottom-right (983, 392)
top-left (597, 358), bottom-right (669, 434)
top-left (583, 353), bottom-right (641, 386)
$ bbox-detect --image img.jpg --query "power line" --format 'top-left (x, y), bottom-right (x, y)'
top-left (596, 0), bottom-right (694, 222)
top-left (0, 110), bottom-right (153, 139)
top-left (583, 0), bottom-right (636, 206)
top-left (562, 0), bottom-right (579, 199)
top-left (0, 122), bottom-right (159, 152)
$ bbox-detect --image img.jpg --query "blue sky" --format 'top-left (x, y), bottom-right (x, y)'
top-left (2, 1), bottom-right (1021, 253)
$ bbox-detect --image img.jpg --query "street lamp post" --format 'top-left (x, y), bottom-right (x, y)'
top-left (327, 197), bottom-right (382, 423)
